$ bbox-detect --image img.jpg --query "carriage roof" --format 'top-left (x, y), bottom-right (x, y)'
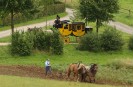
top-left (60, 20), bottom-right (85, 25)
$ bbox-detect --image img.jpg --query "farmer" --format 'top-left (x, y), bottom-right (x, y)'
top-left (45, 59), bottom-right (52, 76)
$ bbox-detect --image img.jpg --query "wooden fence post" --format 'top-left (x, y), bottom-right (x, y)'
top-left (129, 10), bottom-right (131, 17)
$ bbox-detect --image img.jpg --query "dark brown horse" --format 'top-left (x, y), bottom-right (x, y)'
top-left (67, 63), bottom-right (86, 81)
top-left (82, 64), bottom-right (98, 83)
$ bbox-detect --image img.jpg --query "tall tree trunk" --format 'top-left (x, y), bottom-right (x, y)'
top-left (85, 16), bottom-right (88, 26)
top-left (96, 19), bottom-right (99, 34)
top-left (2, 17), bottom-right (5, 26)
top-left (11, 10), bottom-right (14, 34)
top-left (46, 2), bottom-right (48, 29)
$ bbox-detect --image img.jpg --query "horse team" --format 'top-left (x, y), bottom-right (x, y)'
top-left (67, 63), bottom-right (98, 83)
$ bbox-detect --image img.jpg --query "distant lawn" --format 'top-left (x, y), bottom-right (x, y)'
top-left (0, 75), bottom-right (122, 87)
top-left (114, 10), bottom-right (133, 26)
top-left (113, 0), bottom-right (133, 26)
top-left (59, 0), bottom-right (79, 9)
top-left (119, 0), bottom-right (133, 9)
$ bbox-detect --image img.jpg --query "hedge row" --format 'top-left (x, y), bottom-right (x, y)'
top-left (10, 28), bottom-right (63, 56)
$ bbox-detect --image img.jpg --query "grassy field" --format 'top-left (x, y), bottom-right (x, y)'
top-left (0, 44), bottom-right (133, 85)
top-left (0, 75), bottom-right (123, 87)
top-left (0, 0), bottom-right (132, 86)
top-left (0, 43), bottom-right (132, 68)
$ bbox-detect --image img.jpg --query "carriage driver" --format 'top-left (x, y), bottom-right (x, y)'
top-left (45, 59), bottom-right (52, 76)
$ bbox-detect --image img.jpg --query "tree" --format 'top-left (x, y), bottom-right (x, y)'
top-left (0, 0), bottom-right (35, 34)
top-left (79, 0), bottom-right (119, 33)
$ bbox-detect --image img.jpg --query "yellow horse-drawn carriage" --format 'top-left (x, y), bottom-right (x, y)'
top-left (54, 20), bottom-right (92, 43)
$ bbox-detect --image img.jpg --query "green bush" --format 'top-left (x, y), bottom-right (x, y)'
top-left (50, 29), bottom-right (63, 55)
top-left (11, 31), bottom-right (33, 56)
top-left (77, 32), bottom-right (101, 52)
top-left (100, 28), bottom-right (124, 51)
top-left (33, 29), bottom-right (51, 51)
top-left (128, 36), bottom-right (133, 50)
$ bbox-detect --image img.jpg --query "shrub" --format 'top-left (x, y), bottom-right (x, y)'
top-left (11, 31), bottom-right (33, 56)
top-left (50, 28), bottom-right (63, 55)
top-left (33, 29), bottom-right (51, 51)
top-left (128, 35), bottom-right (133, 50)
top-left (77, 32), bottom-right (101, 52)
top-left (100, 28), bottom-right (124, 51)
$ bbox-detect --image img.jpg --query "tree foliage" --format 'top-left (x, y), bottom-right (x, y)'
top-left (79, 0), bottom-right (119, 33)
top-left (0, 0), bottom-right (35, 34)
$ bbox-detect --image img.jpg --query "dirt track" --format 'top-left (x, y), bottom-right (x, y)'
top-left (108, 21), bottom-right (133, 35)
top-left (0, 65), bottom-right (132, 87)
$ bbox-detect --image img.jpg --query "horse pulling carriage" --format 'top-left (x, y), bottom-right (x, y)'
top-left (53, 16), bottom-right (93, 43)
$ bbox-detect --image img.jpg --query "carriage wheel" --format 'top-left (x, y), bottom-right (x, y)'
top-left (64, 37), bottom-right (70, 43)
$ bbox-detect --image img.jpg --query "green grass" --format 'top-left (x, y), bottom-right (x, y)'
top-left (0, 44), bottom-right (132, 69)
top-left (0, 12), bottom-right (67, 31)
top-left (98, 65), bottom-right (133, 85)
top-left (0, 75), bottom-right (123, 87)
top-left (119, 0), bottom-right (133, 9)
top-left (0, 36), bottom-right (11, 42)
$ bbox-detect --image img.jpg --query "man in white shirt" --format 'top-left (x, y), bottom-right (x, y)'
top-left (45, 59), bottom-right (51, 76)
